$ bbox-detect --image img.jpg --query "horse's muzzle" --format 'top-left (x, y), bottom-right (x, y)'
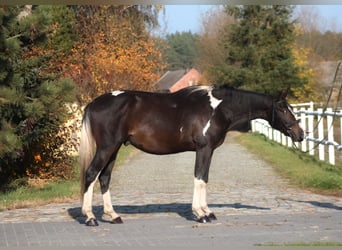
top-left (288, 128), bottom-right (305, 142)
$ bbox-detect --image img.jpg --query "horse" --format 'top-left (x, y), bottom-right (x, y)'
top-left (79, 84), bottom-right (304, 226)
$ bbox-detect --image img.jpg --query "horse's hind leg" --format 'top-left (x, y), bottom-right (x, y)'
top-left (82, 147), bottom-right (116, 226)
top-left (99, 146), bottom-right (123, 224)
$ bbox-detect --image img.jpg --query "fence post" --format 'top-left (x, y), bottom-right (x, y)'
top-left (291, 108), bottom-right (297, 148)
top-left (307, 106), bottom-right (314, 155)
top-left (281, 133), bottom-right (287, 146)
top-left (317, 108), bottom-right (325, 161)
top-left (300, 107), bottom-right (307, 152)
top-left (326, 108), bottom-right (335, 165)
top-left (340, 110), bottom-right (342, 146)
top-left (251, 120), bottom-right (255, 132)
top-left (309, 101), bottom-right (314, 110)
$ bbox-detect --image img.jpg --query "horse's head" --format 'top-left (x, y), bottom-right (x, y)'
top-left (270, 91), bottom-right (304, 142)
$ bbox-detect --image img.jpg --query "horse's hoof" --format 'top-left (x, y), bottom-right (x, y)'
top-left (85, 218), bottom-right (99, 226)
top-left (208, 213), bottom-right (217, 220)
top-left (110, 217), bottom-right (123, 224)
top-left (197, 215), bottom-right (211, 223)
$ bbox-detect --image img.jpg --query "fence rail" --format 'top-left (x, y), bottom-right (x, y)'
top-left (251, 106), bottom-right (342, 165)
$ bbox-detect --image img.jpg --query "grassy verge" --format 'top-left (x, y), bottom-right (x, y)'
top-left (237, 133), bottom-right (342, 196)
top-left (0, 145), bottom-right (137, 211)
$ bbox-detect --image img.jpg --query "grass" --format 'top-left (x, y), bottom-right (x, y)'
top-left (237, 133), bottom-right (342, 196)
top-left (0, 145), bottom-right (137, 211)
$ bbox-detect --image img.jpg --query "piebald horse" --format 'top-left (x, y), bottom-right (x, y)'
top-left (80, 85), bottom-right (304, 226)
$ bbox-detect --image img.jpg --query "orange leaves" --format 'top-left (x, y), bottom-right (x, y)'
top-left (64, 7), bottom-right (166, 103)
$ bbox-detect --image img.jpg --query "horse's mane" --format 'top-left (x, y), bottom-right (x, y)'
top-left (173, 85), bottom-right (212, 99)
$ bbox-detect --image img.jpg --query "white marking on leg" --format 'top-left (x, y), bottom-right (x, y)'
top-left (202, 120), bottom-right (211, 136)
top-left (82, 173), bottom-right (99, 221)
top-left (199, 182), bottom-right (212, 216)
top-left (112, 90), bottom-right (124, 96)
top-left (103, 190), bottom-right (119, 220)
top-left (208, 90), bottom-right (222, 110)
top-left (180, 126), bottom-right (183, 133)
top-left (192, 178), bottom-right (206, 218)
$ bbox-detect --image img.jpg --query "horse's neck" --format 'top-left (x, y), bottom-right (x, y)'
top-left (229, 92), bottom-right (272, 123)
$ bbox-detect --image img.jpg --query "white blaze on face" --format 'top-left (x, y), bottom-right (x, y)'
top-left (112, 90), bottom-right (124, 96)
top-left (202, 90), bottom-right (222, 136)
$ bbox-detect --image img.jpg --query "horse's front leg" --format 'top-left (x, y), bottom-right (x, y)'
top-left (192, 146), bottom-right (217, 223)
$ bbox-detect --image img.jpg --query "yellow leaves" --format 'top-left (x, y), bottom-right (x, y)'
top-left (34, 154), bottom-right (41, 163)
top-left (291, 43), bottom-right (319, 101)
top-left (65, 10), bottom-right (166, 103)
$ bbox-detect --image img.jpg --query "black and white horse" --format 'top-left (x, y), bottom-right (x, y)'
top-left (79, 85), bottom-right (304, 226)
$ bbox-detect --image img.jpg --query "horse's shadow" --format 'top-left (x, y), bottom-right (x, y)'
top-left (67, 203), bottom-right (270, 224)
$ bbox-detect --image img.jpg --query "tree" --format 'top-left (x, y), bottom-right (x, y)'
top-left (295, 6), bottom-right (342, 61)
top-left (196, 6), bottom-right (235, 83)
top-left (65, 6), bottom-right (166, 103)
top-left (163, 31), bottom-right (199, 71)
top-left (210, 5), bottom-right (306, 95)
top-left (0, 6), bottom-right (76, 188)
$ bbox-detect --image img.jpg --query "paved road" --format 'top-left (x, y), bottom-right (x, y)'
top-left (1, 133), bottom-right (341, 247)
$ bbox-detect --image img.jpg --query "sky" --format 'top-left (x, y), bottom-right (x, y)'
top-left (157, 5), bottom-right (342, 34)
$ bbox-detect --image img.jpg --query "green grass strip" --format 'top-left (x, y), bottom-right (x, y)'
top-left (237, 133), bottom-right (342, 193)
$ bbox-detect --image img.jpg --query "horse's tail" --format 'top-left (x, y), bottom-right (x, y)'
top-left (79, 108), bottom-right (95, 201)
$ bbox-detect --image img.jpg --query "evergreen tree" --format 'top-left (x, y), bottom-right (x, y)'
top-left (163, 31), bottom-right (199, 71)
top-left (213, 5), bottom-right (306, 95)
top-left (0, 6), bottom-right (76, 187)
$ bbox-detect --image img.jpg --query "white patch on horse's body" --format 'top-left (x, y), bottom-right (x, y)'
top-left (202, 120), bottom-right (211, 136)
top-left (112, 90), bottom-right (124, 96)
top-left (202, 89), bottom-right (222, 136)
top-left (208, 90), bottom-right (222, 110)
top-left (192, 178), bottom-right (212, 218)
top-left (180, 126), bottom-right (183, 133)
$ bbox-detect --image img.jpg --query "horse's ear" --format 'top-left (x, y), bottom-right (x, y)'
top-left (275, 88), bottom-right (289, 100)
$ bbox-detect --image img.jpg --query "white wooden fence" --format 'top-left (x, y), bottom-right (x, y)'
top-left (251, 105), bottom-right (342, 165)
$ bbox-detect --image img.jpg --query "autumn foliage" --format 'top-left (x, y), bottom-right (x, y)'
top-left (65, 6), bottom-right (166, 103)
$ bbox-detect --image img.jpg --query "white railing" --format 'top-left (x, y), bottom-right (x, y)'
top-left (251, 106), bottom-right (342, 165)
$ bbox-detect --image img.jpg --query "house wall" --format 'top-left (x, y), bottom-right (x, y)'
top-left (170, 69), bottom-right (200, 92)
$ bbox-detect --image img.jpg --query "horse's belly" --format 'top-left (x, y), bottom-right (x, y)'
top-left (128, 130), bottom-right (195, 155)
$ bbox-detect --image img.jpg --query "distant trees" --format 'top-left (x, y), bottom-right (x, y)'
top-left (162, 31), bottom-right (199, 71)
top-left (193, 5), bottom-right (339, 101)
top-left (201, 6), bottom-right (306, 95)
top-left (196, 6), bottom-right (234, 84)
top-left (295, 6), bottom-right (342, 60)
top-left (293, 6), bottom-right (342, 101)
